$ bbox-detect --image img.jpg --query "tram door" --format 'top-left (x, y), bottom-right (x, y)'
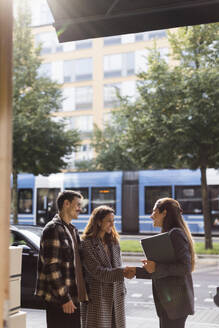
top-left (36, 188), bottom-right (60, 226)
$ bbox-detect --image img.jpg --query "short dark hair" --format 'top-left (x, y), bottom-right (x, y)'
top-left (56, 190), bottom-right (82, 211)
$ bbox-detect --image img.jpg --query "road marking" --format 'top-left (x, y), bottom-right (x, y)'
top-left (204, 298), bottom-right (213, 302)
top-left (194, 284), bottom-right (201, 287)
top-left (131, 293), bottom-right (142, 298)
top-left (128, 280), bottom-right (138, 284)
top-left (127, 301), bottom-right (154, 305)
top-left (208, 285), bottom-right (218, 288)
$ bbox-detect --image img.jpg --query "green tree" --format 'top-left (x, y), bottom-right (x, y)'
top-left (92, 114), bottom-right (137, 170)
top-left (167, 25), bottom-right (219, 248)
top-left (12, 1), bottom-right (80, 223)
top-left (93, 24), bottom-right (219, 248)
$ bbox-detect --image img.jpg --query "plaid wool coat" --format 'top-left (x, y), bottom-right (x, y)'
top-left (81, 237), bottom-right (126, 328)
top-left (35, 215), bottom-right (80, 305)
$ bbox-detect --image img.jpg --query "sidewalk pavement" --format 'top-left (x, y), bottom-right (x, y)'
top-left (23, 254), bottom-right (219, 328)
top-left (24, 306), bottom-right (219, 328)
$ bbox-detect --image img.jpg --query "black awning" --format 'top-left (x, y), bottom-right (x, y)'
top-left (47, 0), bottom-right (219, 42)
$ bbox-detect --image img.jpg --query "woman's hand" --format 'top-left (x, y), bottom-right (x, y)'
top-left (123, 266), bottom-right (136, 279)
top-left (141, 259), bottom-right (156, 273)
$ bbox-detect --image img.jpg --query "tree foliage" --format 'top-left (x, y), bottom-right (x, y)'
top-left (92, 23), bottom-right (219, 248)
top-left (12, 1), bottom-right (80, 222)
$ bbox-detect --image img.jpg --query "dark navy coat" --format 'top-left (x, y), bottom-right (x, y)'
top-left (136, 228), bottom-right (194, 320)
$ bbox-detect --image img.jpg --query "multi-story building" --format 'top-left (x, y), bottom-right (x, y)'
top-left (30, 0), bottom-right (169, 169)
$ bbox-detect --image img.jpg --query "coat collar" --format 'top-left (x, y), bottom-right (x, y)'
top-left (52, 213), bottom-right (77, 231)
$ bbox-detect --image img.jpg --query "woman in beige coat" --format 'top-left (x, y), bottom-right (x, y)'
top-left (81, 205), bottom-right (127, 328)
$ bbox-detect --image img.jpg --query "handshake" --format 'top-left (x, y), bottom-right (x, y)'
top-left (123, 266), bottom-right (136, 279)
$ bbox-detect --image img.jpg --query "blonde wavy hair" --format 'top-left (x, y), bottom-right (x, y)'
top-left (81, 205), bottom-right (120, 244)
top-left (155, 197), bottom-right (195, 271)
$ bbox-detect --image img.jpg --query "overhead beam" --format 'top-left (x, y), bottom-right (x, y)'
top-left (47, 0), bottom-right (219, 42)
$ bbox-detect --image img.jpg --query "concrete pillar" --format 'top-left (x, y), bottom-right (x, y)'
top-left (0, 0), bottom-right (13, 326)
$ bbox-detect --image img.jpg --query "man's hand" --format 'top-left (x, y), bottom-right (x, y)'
top-left (62, 300), bottom-right (77, 314)
top-left (123, 266), bottom-right (136, 279)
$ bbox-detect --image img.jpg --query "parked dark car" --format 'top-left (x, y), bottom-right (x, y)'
top-left (10, 225), bottom-right (44, 308)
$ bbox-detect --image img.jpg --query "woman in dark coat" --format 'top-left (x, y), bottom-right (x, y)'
top-left (81, 205), bottom-right (127, 328)
top-left (127, 198), bottom-right (195, 328)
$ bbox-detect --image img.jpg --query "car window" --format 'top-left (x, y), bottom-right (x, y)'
top-left (10, 230), bottom-right (40, 249)
top-left (19, 229), bottom-right (40, 248)
top-left (10, 231), bottom-right (29, 248)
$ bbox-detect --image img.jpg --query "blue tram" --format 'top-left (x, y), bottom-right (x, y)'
top-left (13, 169), bottom-right (219, 234)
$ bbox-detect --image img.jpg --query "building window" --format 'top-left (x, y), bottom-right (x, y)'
top-left (76, 144), bottom-right (93, 162)
top-left (75, 58), bottom-right (92, 81)
top-left (63, 41), bottom-right (75, 52)
top-left (125, 52), bottom-right (135, 75)
top-left (69, 115), bottom-right (93, 132)
top-left (147, 30), bottom-right (166, 40)
top-left (35, 32), bottom-right (52, 54)
top-left (35, 31), bottom-right (62, 54)
top-left (62, 88), bottom-right (75, 112)
top-left (63, 60), bottom-right (74, 82)
top-left (135, 30), bottom-right (166, 42)
top-left (135, 32), bottom-right (144, 42)
top-left (121, 34), bottom-right (135, 44)
top-left (104, 52), bottom-right (135, 78)
top-left (75, 86), bottom-right (93, 110)
top-left (75, 39), bottom-right (92, 50)
top-left (104, 35), bottom-right (121, 46)
top-left (121, 80), bottom-right (137, 101)
top-left (135, 49), bottom-right (148, 74)
top-left (104, 54), bottom-right (122, 78)
top-left (38, 62), bottom-right (52, 78)
top-left (103, 83), bottom-right (121, 108)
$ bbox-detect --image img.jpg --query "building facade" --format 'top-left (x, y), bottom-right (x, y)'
top-left (30, 0), bottom-right (169, 169)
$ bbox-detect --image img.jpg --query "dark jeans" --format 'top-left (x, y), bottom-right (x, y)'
top-left (159, 310), bottom-right (187, 328)
top-left (46, 302), bottom-right (80, 328)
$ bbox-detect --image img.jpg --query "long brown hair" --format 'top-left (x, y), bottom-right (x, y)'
top-left (155, 197), bottom-right (195, 271)
top-left (81, 205), bottom-right (120, 244)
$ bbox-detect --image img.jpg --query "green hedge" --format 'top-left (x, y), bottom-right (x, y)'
top-left (120, 240), bottom-right (219, 254)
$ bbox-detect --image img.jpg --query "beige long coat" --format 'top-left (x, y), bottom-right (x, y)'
top-left (81, 237), bottom-right (126, 328)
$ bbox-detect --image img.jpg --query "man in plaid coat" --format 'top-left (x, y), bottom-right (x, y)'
top-left (35, 190), bottom-right (87, 328)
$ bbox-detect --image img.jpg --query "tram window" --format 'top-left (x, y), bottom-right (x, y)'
top-left (37, 188), bottom-right (60, 226)
top-left (66, 188), bottom-right (89, 214)
top-left (175, 186), bottom-right (202, 214)
top-left (209, 186), bottom-right (219, 228)
top-left (18, 189), bottom-right (33, 214)
top-left (145, 186), bottom-right (172, 214)
top-left (209, 186), bottom-right (219, 211)
top-left (91, 187), bottom-right (116, 212)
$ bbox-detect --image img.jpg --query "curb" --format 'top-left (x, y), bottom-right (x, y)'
top-left (122, 252), bottom-right (219, 258)
top-left (121, 253), bottom-right (219, 267)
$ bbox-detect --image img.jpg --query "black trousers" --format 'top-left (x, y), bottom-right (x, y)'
top-left (159, 310), bottom-right (187, 328)
top-left (46, 302), bottom-right (80, 328)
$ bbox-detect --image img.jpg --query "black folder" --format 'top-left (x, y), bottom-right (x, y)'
top-left (140, 232), bottom-right (176, 263)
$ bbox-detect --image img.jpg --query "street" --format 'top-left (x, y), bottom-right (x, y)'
top-left (23, 260), bottom-right (219, 328)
